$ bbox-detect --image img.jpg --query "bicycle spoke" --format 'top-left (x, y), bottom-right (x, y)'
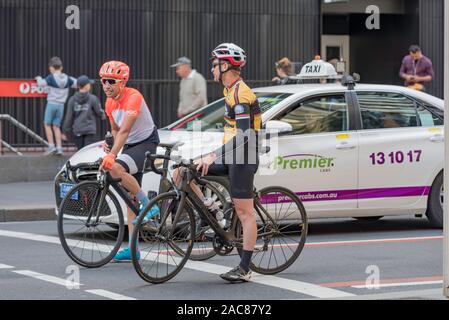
top-left (59, 181), bottom-right (124, 267)
top-left (276, 236), bottom-right (290, 263)
top-left (278, 236), bottom-right (297, 254)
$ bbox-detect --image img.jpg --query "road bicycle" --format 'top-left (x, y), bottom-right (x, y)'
top-left (57, 141), bottom-right (229, 267)
top-left (130, 152), bottom-right (308, 283)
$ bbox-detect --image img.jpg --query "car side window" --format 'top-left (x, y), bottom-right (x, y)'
top-left (275, 94), bottom-right (348, 135)
top-left (417, 103), bottom-right (444, 126)
top-left (357, 92), bottom-right (418, 130)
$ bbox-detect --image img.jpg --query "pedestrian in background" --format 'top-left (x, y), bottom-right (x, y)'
top-left (62, 75), bottom-right (105, 150)
top-left (35, 56), bottom-right (77, 155)
top-left (170, 56), bottom-right (207, 118)
top-left (399, 45), bottom-right (434, 92)
top-left (272, 57), bottom-right (298, 85)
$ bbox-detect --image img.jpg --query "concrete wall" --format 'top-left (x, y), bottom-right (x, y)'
top-left (0, 156), bottom-right (69, 183)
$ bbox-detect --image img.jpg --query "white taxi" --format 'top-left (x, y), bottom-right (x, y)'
top-left (55, 60), bottom-right (445, 228)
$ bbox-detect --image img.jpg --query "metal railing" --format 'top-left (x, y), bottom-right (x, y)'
top-left (0, 114), bottom-right (49, 155)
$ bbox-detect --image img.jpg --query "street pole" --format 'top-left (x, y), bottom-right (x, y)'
top-left (444, 0), bottom-right (449, 298)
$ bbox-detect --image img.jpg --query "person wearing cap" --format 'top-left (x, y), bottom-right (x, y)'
top-left (170, 56), bottom-right (207, 118)
top-left (35, 56), bottom-right (78, 155)
top-left (399, 45), bottom-right (434, 91)
top-left (62, 75), bottom-right (105, 150)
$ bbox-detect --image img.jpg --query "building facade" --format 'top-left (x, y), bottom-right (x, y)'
top-left (0, 0), bottom-right (444, 147)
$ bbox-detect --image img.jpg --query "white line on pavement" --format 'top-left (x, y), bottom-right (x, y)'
top-left (0, 263), bottom-right (14, 269)
top-left (0, 229), bottom-right (354, 299)
top-left (85, 289), bottom-right (137, 300)
top-left (183, 260), bottom-right (354, 298)
top-left (352, 281), bottom-right (443, 289)
top-left (12, 269), bottom-right (137, 300)
top-left (13, 270), bottom-right (82, 287)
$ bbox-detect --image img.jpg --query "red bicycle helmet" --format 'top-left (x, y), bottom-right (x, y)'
top-left (99, 61), bottom-right (130, 82)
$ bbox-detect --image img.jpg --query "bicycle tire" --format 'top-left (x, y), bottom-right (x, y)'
top-left (237, 186), bottom-right (308, 275)
top-left (57, 181), bottom-right (125, 268)
top-left (130, 191), bottom-right (195, 284)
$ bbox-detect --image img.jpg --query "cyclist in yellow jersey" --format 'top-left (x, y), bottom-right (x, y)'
top-left (195, 43), bottom-right (260, 282)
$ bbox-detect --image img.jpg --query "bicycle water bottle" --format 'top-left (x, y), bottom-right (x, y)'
top-left (204, 197), bottom-right (226, 228)
top-left (105, 131), bottom-right (114, 149)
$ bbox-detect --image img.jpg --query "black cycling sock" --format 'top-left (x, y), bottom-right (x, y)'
top-left (239, 250), bottom-right (253, 272)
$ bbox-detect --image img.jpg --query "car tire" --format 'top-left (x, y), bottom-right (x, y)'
top-left (426, 171), bottom-right (443, 229)
top-left (353, 216), bottom-right (383, 221)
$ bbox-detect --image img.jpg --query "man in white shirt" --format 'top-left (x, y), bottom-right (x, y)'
top-left (170, 57), bottom-right (208, 118)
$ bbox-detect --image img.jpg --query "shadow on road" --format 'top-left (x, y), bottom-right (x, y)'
top-left (307, 216), bottom-right (438, 236)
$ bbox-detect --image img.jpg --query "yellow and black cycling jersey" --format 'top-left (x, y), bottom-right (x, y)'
top-left (222, 78), bottom-right (261, 144)
top-left (213, 78), bottom-right (261, 164)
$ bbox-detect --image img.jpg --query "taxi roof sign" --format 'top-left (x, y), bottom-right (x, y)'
top-left (297, 59), bottom-right (339, 79)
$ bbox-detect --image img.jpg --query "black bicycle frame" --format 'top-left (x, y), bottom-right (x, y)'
top-left (177, 168), bottom-right (240, 244)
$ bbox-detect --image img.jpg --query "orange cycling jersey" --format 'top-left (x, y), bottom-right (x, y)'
top-left (105, 87), bottom-right (157, 144)
top-left (222, 78), bottom-right (261, 144)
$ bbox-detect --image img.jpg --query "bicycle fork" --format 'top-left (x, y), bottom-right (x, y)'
top-left (85, 182), bottom-right (109, 227)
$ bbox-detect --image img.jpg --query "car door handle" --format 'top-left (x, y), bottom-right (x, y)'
top-left (429, 134), bottom-right (444, 142)
top-left (336, 141), bottom-right (356, 150)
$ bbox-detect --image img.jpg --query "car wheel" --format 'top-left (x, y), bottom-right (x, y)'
top-left (353, 216), bottom-right (383, 221)
top-left (426, 171), bottom-right (443, 229)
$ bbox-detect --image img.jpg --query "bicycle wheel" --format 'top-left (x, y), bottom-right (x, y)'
top-left (237, 186), bottom-right (308, 275)
top-left (188, 176), bottom-right (231, 261)
top-left (130, 191), bottom-right (195, 284)
top-left (57, 181), bottom-right (125, 268)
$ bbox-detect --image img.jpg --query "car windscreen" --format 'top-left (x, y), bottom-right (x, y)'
top-left (167, 92), bottom-right (292, 131)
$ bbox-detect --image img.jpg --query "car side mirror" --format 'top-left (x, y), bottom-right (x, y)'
top-left (265, 120), bottom-right (293, 134)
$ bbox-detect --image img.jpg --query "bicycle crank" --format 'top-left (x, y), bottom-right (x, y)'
top-left (212, 235), bottom-right (234, 256)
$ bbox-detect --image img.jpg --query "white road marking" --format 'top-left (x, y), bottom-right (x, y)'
top-left (251, 274), bottom-right (354, 298)
top-left (13, 270), bottom-right (82, 287)
top-left (11, 268), bottom-right (136, 300)
top-left (0, 230), bottom-right (61, 245)
top-left (0, 229), bottom-right (354, 298)
top-left (0, 263), bottom-right (14, 269)
top-left (352, 280), bottom-right (443, 289)
top-left (85, 289), bottom-right (137, 300)
top-left (138, 249), bottom-right (354, 298)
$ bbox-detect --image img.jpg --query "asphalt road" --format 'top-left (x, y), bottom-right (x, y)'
top-left (0, 215), bottom-right (445, 300)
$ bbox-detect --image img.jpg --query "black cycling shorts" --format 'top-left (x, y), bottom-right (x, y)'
top-left (115, 134), bottom-right (158, 187)
top-left (207, 163), bottom-right (258, 199)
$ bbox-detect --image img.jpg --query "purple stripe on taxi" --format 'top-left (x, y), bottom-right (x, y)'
top-left (260, 186), bottom-right (431, 204)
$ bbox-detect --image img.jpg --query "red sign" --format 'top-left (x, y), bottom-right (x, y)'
top-left (0, 80), bottom-right (49, 98)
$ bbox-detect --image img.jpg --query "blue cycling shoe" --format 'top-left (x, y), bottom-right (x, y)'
top-left (113, 247), bottom-right (140, 262)
top-left (132, 204), bottom-right (160, 227)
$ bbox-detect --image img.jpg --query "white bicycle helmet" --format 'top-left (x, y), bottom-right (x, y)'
top-left (211, 43), bottom-right (246, 67)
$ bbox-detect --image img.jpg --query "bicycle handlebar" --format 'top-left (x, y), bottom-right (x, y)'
top-left (66, 158), bottom-right (102, 172)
